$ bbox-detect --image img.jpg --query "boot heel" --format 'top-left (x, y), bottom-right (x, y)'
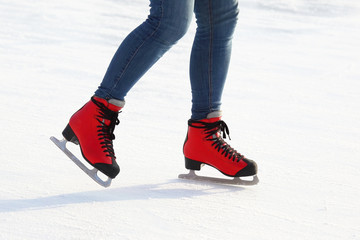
top-left (185, 157), bottom-right (203, 170)
top-left (62, 124), bottom-right (79, 145)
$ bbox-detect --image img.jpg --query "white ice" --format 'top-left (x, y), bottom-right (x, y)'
top-left (0, 0), bottom-right (359, 239)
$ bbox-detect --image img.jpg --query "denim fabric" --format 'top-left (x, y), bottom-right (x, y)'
top-left (95, 0), bottom-right (239, 120)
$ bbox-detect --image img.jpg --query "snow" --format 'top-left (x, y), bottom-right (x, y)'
top-left (1, 0), bottom-right (360, 239)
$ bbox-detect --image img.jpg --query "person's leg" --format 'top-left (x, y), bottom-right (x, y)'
top-left (95, 0), bottom-right (194, 101)
top-left (190, 0), bottom-right (239, 120)
top-left (183, 0), bottom-right (258, 180)
top-left (63, 0), bottom-right (195, 180)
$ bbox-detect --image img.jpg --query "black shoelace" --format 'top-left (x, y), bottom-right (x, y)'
top-left (188, 119), bottom-right (245, 162)
top-left (92, 97), bottom-right (120, 159)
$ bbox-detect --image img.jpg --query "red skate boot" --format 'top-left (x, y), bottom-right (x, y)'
top-left (62, 96), bottom-right (124, 179)
top-left (182, 112), bottom-right (258, 183)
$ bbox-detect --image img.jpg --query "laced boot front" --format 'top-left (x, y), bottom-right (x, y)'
top-left (62, 96), bottom-right (124, 178)
top-left (183, 115), bottom-right (257, 177)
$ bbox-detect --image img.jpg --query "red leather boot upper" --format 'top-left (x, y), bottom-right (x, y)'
top-left (183, 117), bottom-right (257, 177)
top-left (68, 97), bottom-right (122, 178)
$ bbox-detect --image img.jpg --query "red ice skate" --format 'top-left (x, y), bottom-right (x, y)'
top-left (181, 112), bottom-right (258, 185)
top-left (61, 96), bottom-right (124, 179)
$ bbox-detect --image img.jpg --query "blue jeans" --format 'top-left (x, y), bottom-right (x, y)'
top-left (95, 0), bottom-right (239, 120)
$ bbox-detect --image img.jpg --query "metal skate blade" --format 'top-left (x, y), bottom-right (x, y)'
top-left (178, 170), bottom-right (259, 186)
top-left (50, 136), bottom-right (112, 188)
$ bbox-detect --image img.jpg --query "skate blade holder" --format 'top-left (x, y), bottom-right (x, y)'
top-left (50, 136), bottom-right (112, 188)
top-left (178, 170), bottom-right (259, 186)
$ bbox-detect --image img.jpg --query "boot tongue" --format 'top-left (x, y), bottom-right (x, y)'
top-left (105, 99), bottom-right (124, 126)
top-left (206, 111), bottom-right (223, 138)
top-left (92, 96), bottom-right (123, 126)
